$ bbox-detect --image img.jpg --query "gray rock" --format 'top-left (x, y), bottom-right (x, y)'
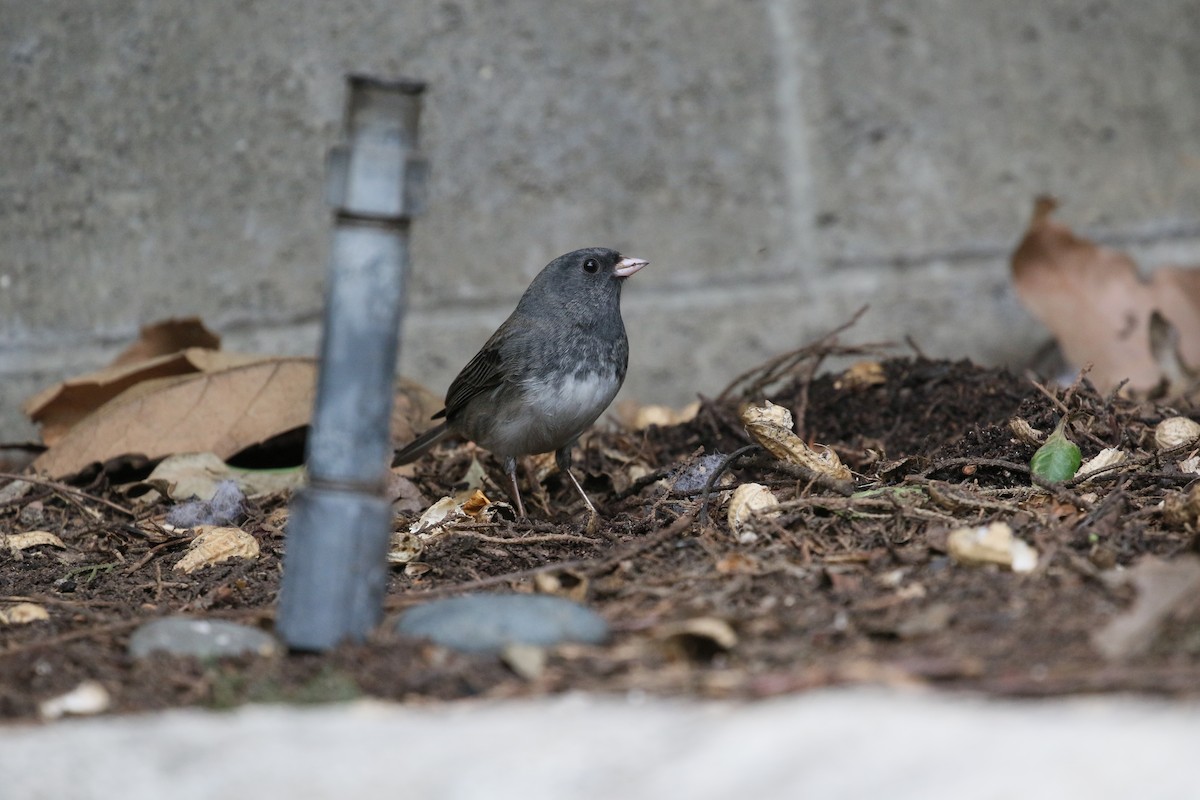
top-left (396, 594), bottom-right (609, 653)
top-left (129, 616), bottom-right (281, 659)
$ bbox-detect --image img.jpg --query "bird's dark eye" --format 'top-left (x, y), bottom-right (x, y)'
top-left (583, 258), bottom-right (599, 274)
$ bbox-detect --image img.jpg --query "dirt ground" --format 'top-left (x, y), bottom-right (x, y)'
top-left (3, 351), bottom-right (1200, 722)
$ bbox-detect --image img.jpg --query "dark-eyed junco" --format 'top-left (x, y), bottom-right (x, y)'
top-left (394, 247), bottom-right (647, 518)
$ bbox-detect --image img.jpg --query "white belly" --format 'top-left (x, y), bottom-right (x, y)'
top-left (477, 371), bottom-right (622, 456)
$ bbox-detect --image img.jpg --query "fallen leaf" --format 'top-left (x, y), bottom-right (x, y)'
top-left (390, 378), bottom-right (446, 448)
top-left (408, 496), bottom-right (460, 534)
top-left (500, 643), bottom-right (547, 680)
top-left (1151, 269), bottom-right (1200, 371)
top-left (173, 526), bottom-right (260, 573)
top-left (387, 471), bottom-right (427, 514)
top-left (404, 562), bottom-right (431, 578)
top-left (833, 361), bottom-right (886, 390)
top-left (1148, 311), bottom-right (1200, 399)
top-left (0, 602), bottom-right (50, 624)
top-left (534, 569), bottom-right (589, 603)
top-left (407, 490), bottom-right (493, 537)
top-left (25, 347), bottom-right (266, 447)
top-left (1179, 455), bottom-right (1200, 475)
top-left (1011, 196), bottom-right (1200, 392)
top-left (2, 530), bottom-right (66, 552)
top-left (628, 401), bottom-right (702, 430)
top-left (1077, 447), bottom-right (1127, 481)
top-left (655, 617), bottom-right (738, 662)
top-left (1093, 556), bottom-right (1200, 660)
top-left (715, 552), bottom-right (760, 575)
top-left (32, 358), bottom-right (317, 478)
top-left (110, 317), bottom-right (221, 368)
top-left (1029, 417), bottom-right (1081, 483)
top-left (135, 452), bottom-right (305, 504)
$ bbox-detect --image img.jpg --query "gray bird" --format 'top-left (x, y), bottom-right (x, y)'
top-left (393, 247), bottom-right (648, 517)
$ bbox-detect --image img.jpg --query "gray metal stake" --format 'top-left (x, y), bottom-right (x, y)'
top-left (277, 75), bottom-right (428, 651)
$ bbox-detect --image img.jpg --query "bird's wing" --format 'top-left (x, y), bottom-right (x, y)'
top-left (441, 333), bottom-right (507, 421)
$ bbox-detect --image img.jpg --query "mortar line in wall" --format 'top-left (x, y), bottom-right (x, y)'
top-left (767, 0), bottom-right (820, 281)
top-left (827, 224), bottom-right (1200, 270)
top-left (2, 225), bottom-right (1199, 356)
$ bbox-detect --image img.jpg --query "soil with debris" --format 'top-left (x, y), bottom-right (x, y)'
top-left (3, 355), bottom-right (1200, 722)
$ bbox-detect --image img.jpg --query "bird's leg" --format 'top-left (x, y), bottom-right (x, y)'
top-left (503, 455), bottom-right (527, 518)
top-left (555, 445), bottom-right (597, 517)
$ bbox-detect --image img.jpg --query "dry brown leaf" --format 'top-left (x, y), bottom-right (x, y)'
top-left (137, 452), bottom-right (305, 503)
top-left (500, 643), bottom-right (547, 680)
top-left (1151, 267), bottom-right (1200, 370)
top-left (1011, 197), bottom-right (1200, 392)
top-left (626, 401), bottom-right (702, 430)
top-left (387, 471), bottom-right (427, 515)
top-left (1092, 556), bottom-right (1200, 660)
top-left (656, 617), bottom-right (738, 661)
top-left (31, 358), bottom-right (317, 478)
top-left (833, 360), bottom-right (886, 390)
top-left (0, 602), bottom-right (50, 625)
top-left (173, 526), bottom-right (260, 573)
top-left (110, 317), bottom-right (221, 368)
top-left (533, 569), bottom-right (590, 603)
top-left (25, 347), bottom-right (268, 448)
top-left (1077, 447), bottom-right (1127, 481)
top-left (2, 530), bottom-right (66, 552)
top-left (390, 378), bottom-right (446, 448)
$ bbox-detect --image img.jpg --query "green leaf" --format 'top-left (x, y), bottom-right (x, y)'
top-left (1030, 417), bottom-right (1082, 483)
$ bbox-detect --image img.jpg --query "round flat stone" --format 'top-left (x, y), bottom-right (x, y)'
top-left (129, 616), bottom-right (281, 659)
top-left (396, 594), bottom-right (610, 653)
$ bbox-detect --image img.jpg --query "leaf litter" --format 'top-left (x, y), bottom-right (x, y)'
top-left (5, 219), bottom-right (1200, 719)
top-left (4, 347), bottom-right (1200, 720)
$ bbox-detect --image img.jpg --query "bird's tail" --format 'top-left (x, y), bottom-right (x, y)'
top-left (392, 422), bottom-right (451, 466)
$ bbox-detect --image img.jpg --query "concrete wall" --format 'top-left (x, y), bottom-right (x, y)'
top-left (3, 0), bottom-right (1199, 440)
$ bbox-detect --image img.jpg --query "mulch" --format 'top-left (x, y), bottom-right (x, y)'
top-left (3, 348), bottom-right (1200, 722)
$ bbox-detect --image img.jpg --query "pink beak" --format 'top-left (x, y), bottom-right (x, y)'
top-left (614, 256), bottom-right (648, 278)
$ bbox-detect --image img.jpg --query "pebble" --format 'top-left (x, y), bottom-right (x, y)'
top-left (128, 616), bottom-right (281, 659)
top-left (396, 593), bottom-right (609, 653)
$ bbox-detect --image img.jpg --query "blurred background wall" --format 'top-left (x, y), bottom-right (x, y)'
top-left (2, 0), bottom-right (1199, 440)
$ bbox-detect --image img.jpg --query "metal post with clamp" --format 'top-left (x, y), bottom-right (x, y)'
top-left (277, 75), bottom-right (428, 651)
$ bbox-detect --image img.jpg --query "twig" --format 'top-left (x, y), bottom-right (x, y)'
top-left (699, 445), bottom-right (760, 525)
top-left (0, 619), bottom-right (143, 657)
top-left (389, 510), bottom-right (698, 605)
top-left (716, 306), bottom-right (876, 402)
top-left (449, 530), bottom-right (601, 546)
top-left (920, 456), bottom-right (1031, 477)
top-left (123, 538), bottom-right (190, 574)
top-left (0, 471), bottom-right (135, 518)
